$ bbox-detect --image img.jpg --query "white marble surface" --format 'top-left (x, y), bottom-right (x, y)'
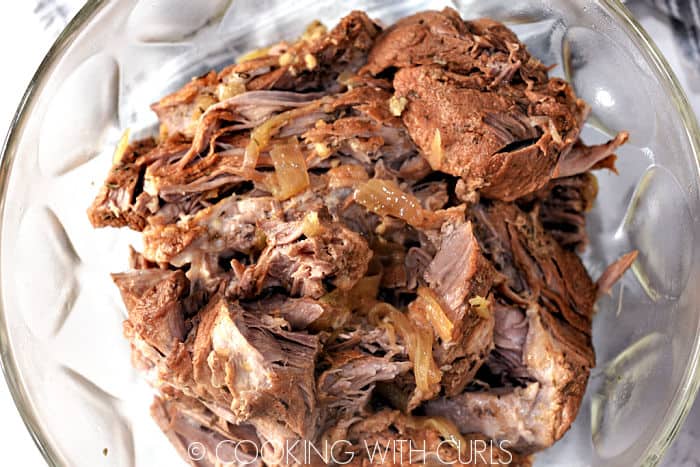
top-left (0, 1), bottom-right (698, 465)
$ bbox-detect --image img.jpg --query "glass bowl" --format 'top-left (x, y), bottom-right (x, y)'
top-left (1, 0), bottom-right (699, 465)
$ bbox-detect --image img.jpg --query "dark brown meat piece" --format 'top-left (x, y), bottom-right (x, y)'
top-left (554, 131), bottom-right (629, 178)
top-left (362, 9), bottom-right (628, 202)
top-left (87, 137), bottom-right (157, 231)
top-left (240, 10), bottom-right (381, 93)
top-left (520, 172), bottom-right (599, 252)
top-left (362, 8), bottom-right (548, 85)
top-left (394, 65), bottom-right (588, 201)
top-left (597, 250), bottom-right (639, 297)
top-left (473, 202), bottom-right (598, 335)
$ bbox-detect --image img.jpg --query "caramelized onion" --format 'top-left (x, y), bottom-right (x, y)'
top-left (369, 302), bottom-right (441, 395)
top-left (112, 129), bottom-right (131, 165)
top-left (244, 102), bottom-right (323, 171)
top-left (237, 47), bottom-right (271, 63)
top-left (245, 113), bottom-right (290, 171)
top-left (316, 275), bottom-right (381, 330)
top-left (354, 179), bottom-right (440, 228)
top-left (301, 211), bottom-right (324, 237)
top-left (217, 73), bottom-right (247, 101)
top-left (188, 93), bottom-right (218, 133)
top-left (389, 95), bottom-right (408, 117)
top-left (416, 286), bottom-right (454, 342)
top-left (268, 139), bottom-right (310, 200)
top-left (428, 128), bottom-right (443, 170)
top-left (468, 295), bottom-right (491, 319)
top-left (301, 20), bottom-right (327, 42)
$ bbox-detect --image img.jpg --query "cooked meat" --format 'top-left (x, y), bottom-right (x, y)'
top-left (363, 8), bottom-right (626, 202)
top-left (554, 132), bottom-right (629, 178)
top-left (426, 202), bottom-right (603, 453)
top-left (393, 64), bottom-right (592, 201)
top-left (152, 11), bottom-right (381, 139)
top-left (236, 217), bottom-right (372, 299)
top-left (112, 269), bottom-right (188, 355)
top-left (520, 172), bottom-right (599, 252)
top-left (241, 294), bottom-right (337, 330)
top-left (163, 89), bottom-right (326, 169)
top-left (142, 198), bottom-right (264, 269)
top-left (362, 8), bottom-right (548, 85)
top-left (424, 221), bottom-right (494, 325)
top-left (240, 10), bottom-right (381, 93)
top-left (87, 137), bottom-right (156, 231)
top-left (336, 410), bottom-right (533, 466)
top-left (421, 220), bottom-right (496, 395)
top-left (151, 395), bottom-right (263, 467)
top-left (302, 82), bottom-right (422, 179)
top-left (89, 9), bottom-right (638, 466)
top-left (426, 303), bottom-right (591, 454)
top-left (471, 201), bottom-right (599, 335)
top-left (486, 303), bottom-right (531, 383)
top-left (317, 350), bottom-right (412, 436)
top-left (194, 296), bottom-right (319, 432)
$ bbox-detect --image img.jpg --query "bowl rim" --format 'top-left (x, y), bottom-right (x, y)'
top-left (0, 0), bottom-right (699, 466)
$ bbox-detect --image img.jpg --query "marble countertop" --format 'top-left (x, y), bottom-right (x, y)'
top-left (0, 1), bottom-right (698, 465)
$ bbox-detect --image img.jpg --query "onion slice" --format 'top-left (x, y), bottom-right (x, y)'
top-left (354, 179), bottom-right (440, 228)
top-left (112, 129), bottom-right (131, 165)
top-left (268, 139), bottom-right (310, 200)
top-left (369, 302), bottom-right (441, 396)
top-left (244, 101), bottom-right (324, 171)
top-left (316, 275), bottom-right (381, 330)
top-left (415, 286), bottom-right (454, 342)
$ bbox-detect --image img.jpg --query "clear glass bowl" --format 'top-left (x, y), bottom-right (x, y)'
top-left (1, 0), bottom-right (699, 465)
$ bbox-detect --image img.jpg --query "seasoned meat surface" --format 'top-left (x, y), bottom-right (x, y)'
top-left (362, 8), bottom-right (627, 202)
top-left (363, 10), bottom-right (548, 84)
top-left (393, 65), bottom-right (587, 201)
top-left (88, 8), bottom-right (637, 466)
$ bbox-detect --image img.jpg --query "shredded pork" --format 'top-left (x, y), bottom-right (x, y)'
top-left (88, 8), bottom-right (636, 467)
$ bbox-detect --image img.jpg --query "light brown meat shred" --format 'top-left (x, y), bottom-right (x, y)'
top-left (89, 8), bottom-right (638, 466)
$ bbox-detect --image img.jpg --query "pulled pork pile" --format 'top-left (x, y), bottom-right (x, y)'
top-left (89, 9), bottom-right (636, 466)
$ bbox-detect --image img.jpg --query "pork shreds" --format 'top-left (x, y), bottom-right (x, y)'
top-left (88, 7), bottom-right (637, 466)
